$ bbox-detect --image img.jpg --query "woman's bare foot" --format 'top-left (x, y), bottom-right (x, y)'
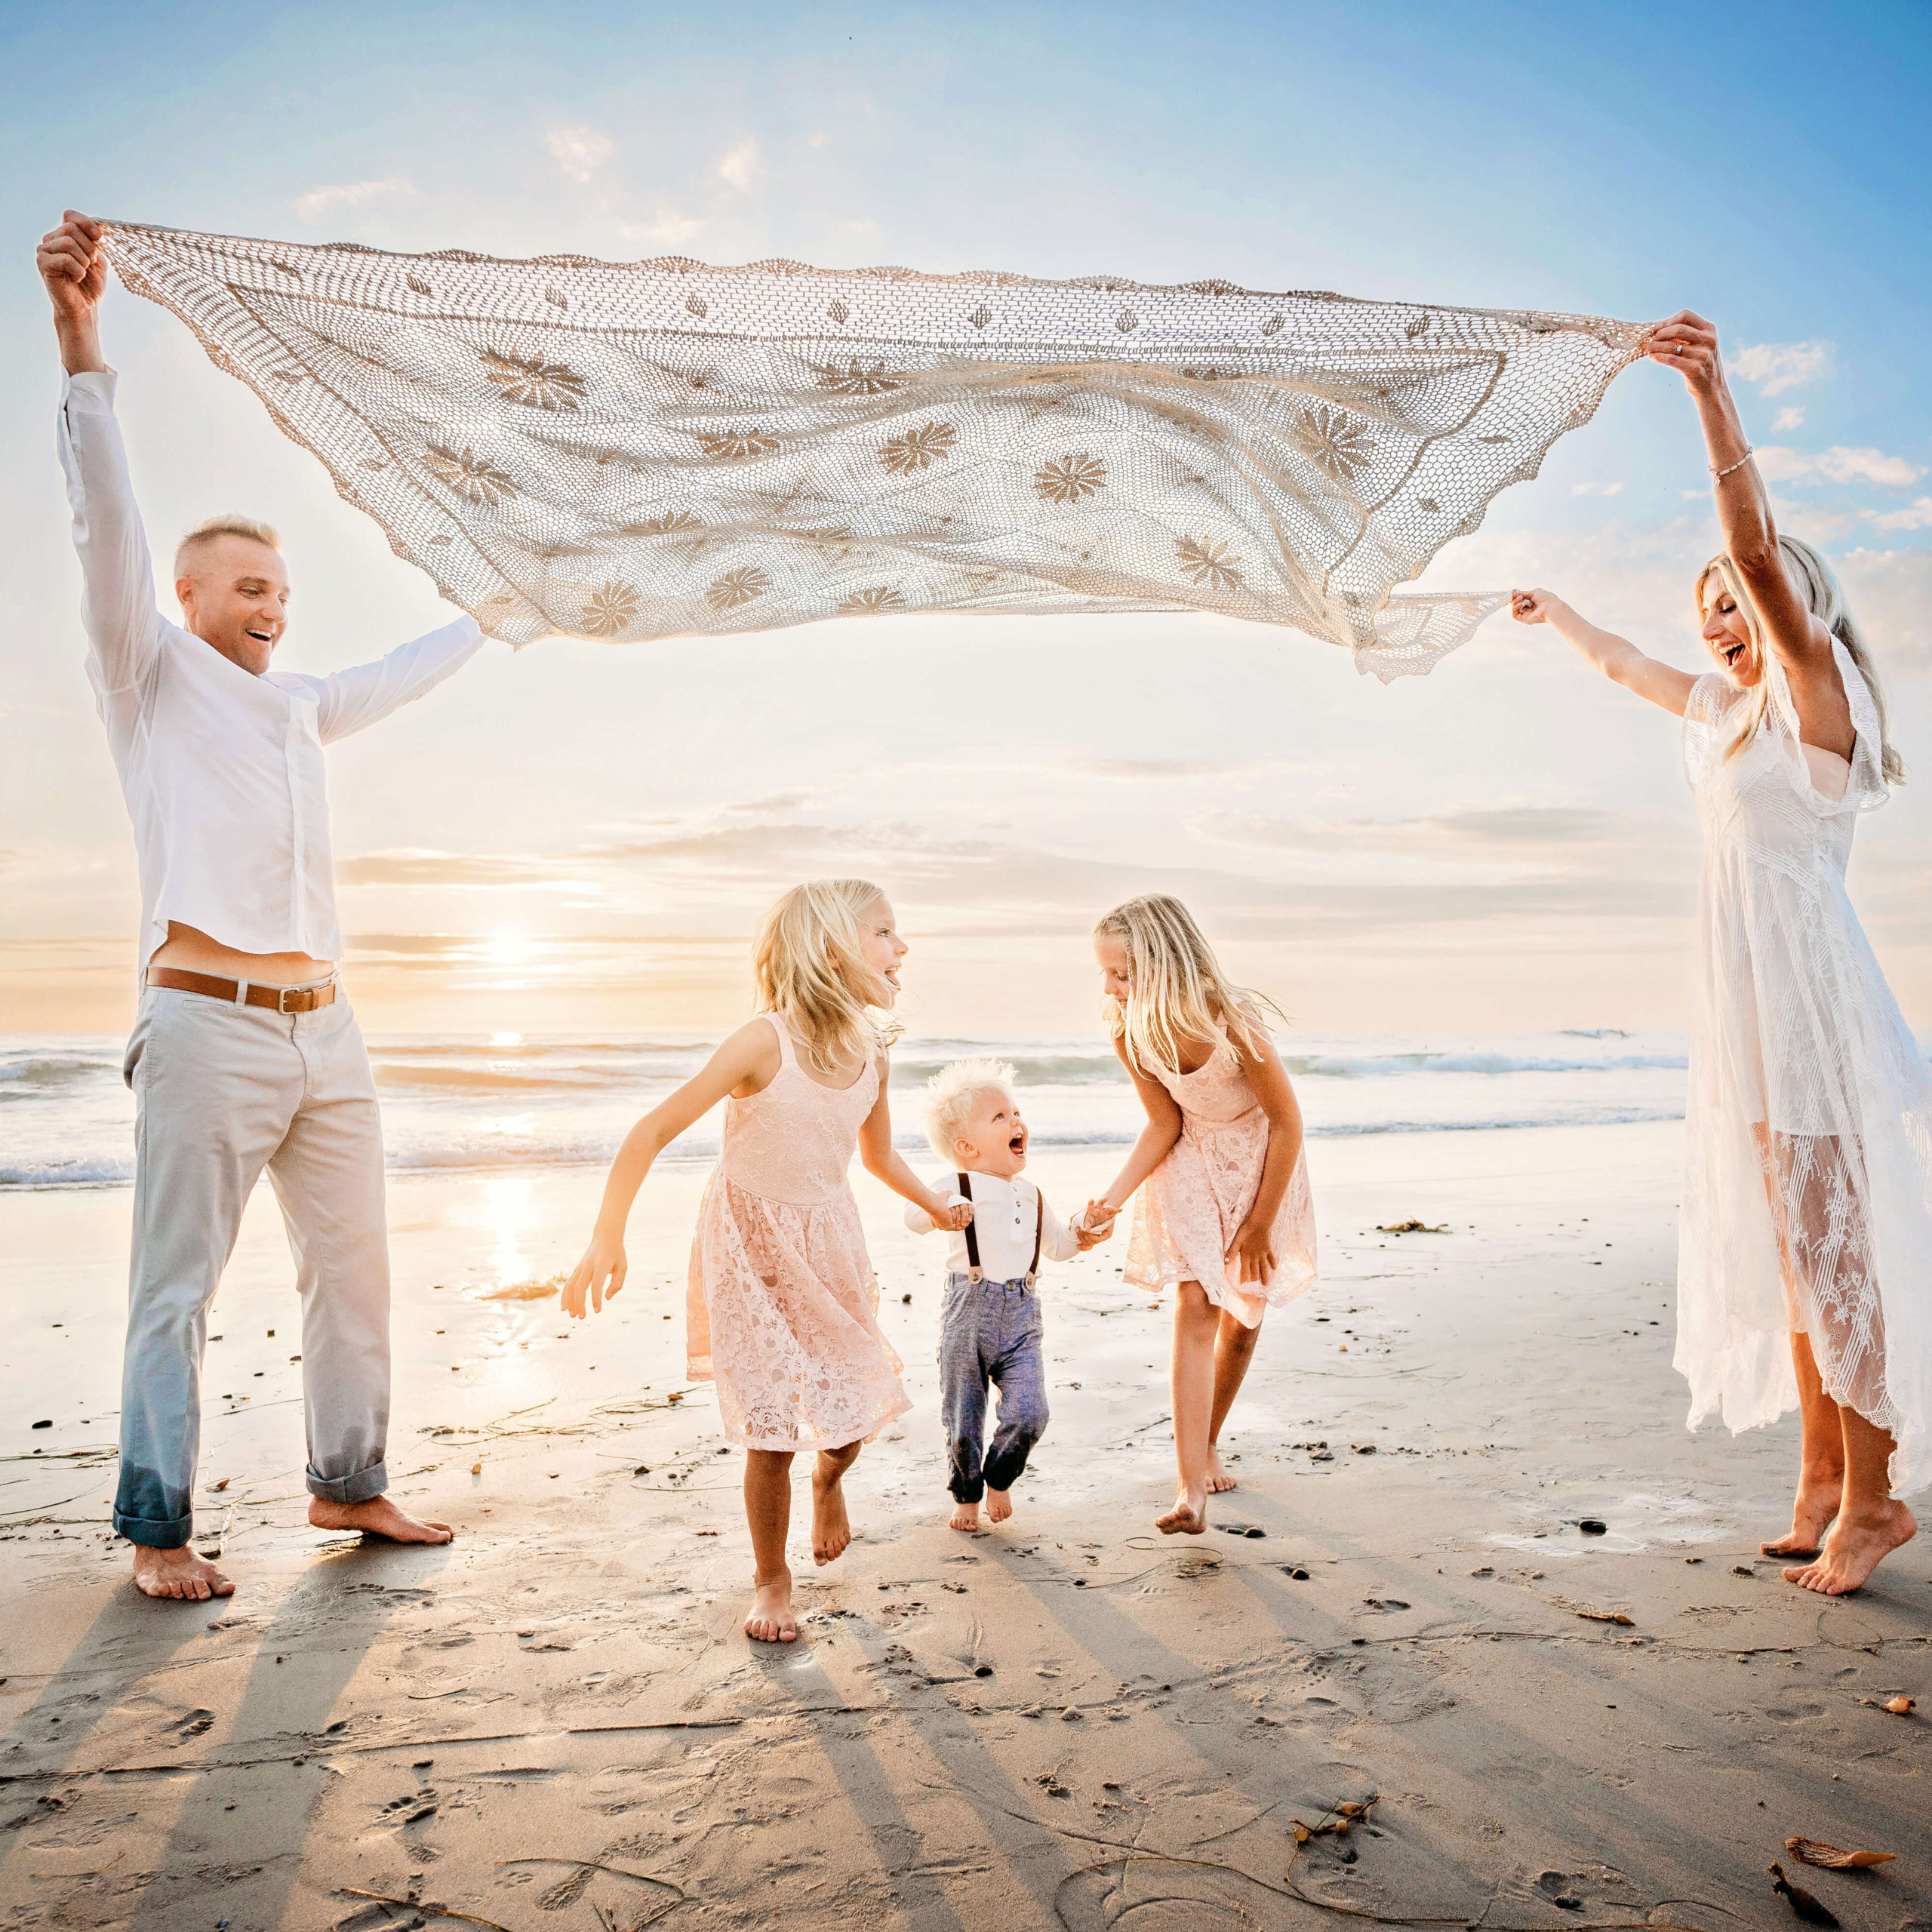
top-left (1784, 1500), bottom-right (1916, 1595)
top-left (811, 1457), bottom-right (852, 1564)
top-left (949, 1499), bottom-right (981, 1531)
top-left (1206, 1446), bottom-right (1238, 1494)
top-left (132, 1544), bottom-right (234, 1601)
top-left (745, 1571), bottom-right (797, 1641)
top-left (308, 1497), bottom-right (454, 1543)
top-left (1761, 1466), bottom-right (1844, 1556)
top-left (985, 1487), bottom-right (1014, 1524)
top-left (1156, 1489), bottom-right (1208, 1536)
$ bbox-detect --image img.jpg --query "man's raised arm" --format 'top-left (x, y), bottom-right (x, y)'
top-left (41, 211), bottom-right (165, 696)
top-left (306, 615), bottom-right (488, 744)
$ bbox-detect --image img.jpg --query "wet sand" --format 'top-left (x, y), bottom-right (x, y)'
top-left (3, 1121), bottom-right (1927, 1929)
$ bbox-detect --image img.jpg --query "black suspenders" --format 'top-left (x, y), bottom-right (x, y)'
top-left (955, 1172), bottom-right (1044, 1287)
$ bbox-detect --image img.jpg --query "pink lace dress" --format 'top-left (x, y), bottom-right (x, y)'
top-left (687, 1017), bottom-right (909, 1451)
top-left (1124, 1031), bottom-right (1318, 1328)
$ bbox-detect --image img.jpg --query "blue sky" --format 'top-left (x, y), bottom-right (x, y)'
top-left (2, 1), bottom-right (1928, 1033)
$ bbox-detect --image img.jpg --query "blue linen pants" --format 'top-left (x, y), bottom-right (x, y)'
top-left (938, 1272), bottom-right (1049, 1503)
top-left (114, 986), bottom-right (392, 1548)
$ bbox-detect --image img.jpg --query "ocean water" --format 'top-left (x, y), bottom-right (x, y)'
top-left (0, 1027), bottom-right (1703, 1191)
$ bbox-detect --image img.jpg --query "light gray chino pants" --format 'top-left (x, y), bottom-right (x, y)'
top-left (115, 985), bottom-right (392, 1548)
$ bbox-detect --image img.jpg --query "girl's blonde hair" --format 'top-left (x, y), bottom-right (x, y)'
top-left (1700, 536), bottom-right (1903, 784)
top-left (1094, 894), bottom-right (1282, 1075)
top-left (751, 878), bottom-right (900, 1077)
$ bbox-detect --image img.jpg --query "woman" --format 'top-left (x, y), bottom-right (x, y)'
top-left (1512, 309), bottom-right (1927, 1595)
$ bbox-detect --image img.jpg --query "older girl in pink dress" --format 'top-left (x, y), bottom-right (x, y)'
top-left (563, 880), bottom-right (967, 1642)
top-left (1084, 895), bottom-right (1317, 1534)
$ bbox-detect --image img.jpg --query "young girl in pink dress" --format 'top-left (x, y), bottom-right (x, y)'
top-left (563, 879), bottom-right (968, 1643)
top-left (1082, 894), bottom-right (1317, 1534)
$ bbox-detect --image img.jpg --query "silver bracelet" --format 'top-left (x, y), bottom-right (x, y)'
top-left (1710, 446), bottom-right (1754, 479)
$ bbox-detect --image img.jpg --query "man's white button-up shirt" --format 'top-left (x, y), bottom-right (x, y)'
top-left (59, 370), bottom-right (486, 968)
top-left (904, 1171), bottom-right (1081, 1281)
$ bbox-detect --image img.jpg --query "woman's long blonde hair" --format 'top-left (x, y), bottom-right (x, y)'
top-left (751, 878), bottom-right (900, 1076)
top-left (1702, 536), bottom-right (1903, 784)
top-left (1094, 894), bottom-right (1282, 1075)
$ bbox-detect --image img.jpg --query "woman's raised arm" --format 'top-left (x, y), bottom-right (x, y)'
top-left (1510, 588), bottom-right (1699, 718)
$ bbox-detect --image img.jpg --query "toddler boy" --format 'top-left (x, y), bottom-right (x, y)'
top-left (905, 1059), bottom-right (1106, 1530)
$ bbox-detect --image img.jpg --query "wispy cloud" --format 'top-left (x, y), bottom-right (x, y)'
top-left (717, 137), bottom-right (762, 191)
top-left (1571, 481), bottom-right (1625, 497)
top-left (1772, 405), bottom-right (1805, 432)
top-left (337, 850), bottom-right (575, 888)
top-left (616, 210), bottom-right (705, 247)
top-left (1755, 445), bottom-right (1923, 488)
top-left (293, 177), bottom-right (418, 223)
top-left (545, 125), bottom-right (615, 183)
top-left (1731, 341), bottom-right (1829, 395)
top-left (1864, 497), bottom-right (1932, 534)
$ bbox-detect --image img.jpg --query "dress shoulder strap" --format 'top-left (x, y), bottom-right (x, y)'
top-left (763, 1013), bottom-right (797, 1069)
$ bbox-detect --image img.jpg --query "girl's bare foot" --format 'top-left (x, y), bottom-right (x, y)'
top-left (811, 1456), bottom-right (852, 1564)
top-left (1205, 1446), bottom-right (1238, 1494)
top-left (132, 1544), bottom-right (234, 1601)
top-left (986, 1486), bottom-right (1014, 1524)
top-left (949, 1500), bottom-right (981, 1531)
top-left (1761, 1466), bottom-right (1844, 1556)
top-left (309, 1497), bottom-right (453, 1543)
top-left (1156, 1489), bottom-right (1208, 1535)
top-left (746, 1570), bottom-right (797, 1641)
top-left (1784, 1500), bottom-right (1916, 1595)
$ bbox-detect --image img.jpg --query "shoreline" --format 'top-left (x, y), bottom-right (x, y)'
top-left (4, 1120), bottom-right (1927, 1929)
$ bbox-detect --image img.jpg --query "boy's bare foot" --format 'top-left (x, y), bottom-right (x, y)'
top-left (132, 1544), bottom-right (234, 1601)
top-left (1761, 1466), bottom-right (1843, 1556)
top-left (746, 1571), bottom-right (797, 1642)
top-left (949, 1500), bottom-right (982, 1531)
top-left (1784, 1500), bottom-right (1916, 1595)
top-left (985, 1486), bottom-right (1014, 1524)
top-left (1157, 1490), bottom-right (1208, 1536)
top-left (308, 1497), bottom-right (453, 1544)
top-left (1206, 1447), bottom-right (1238, 1494)
top-left (811, 1456), bottom-right (852, 1564)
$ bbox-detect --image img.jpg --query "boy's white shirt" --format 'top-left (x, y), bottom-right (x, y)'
top-left (904, 1171), bottom-right (1081, 1279)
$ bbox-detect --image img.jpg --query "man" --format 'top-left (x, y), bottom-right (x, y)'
top-left (40, 210), bottom-right (483, 1601)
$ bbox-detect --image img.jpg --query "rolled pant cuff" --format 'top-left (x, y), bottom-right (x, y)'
top-left (114, 1506), bottom-right (194, 1550)
top-left (307, 1460), bottom-right (388, 1505)
top-left (949, 1471), bottom-right (986, 1504)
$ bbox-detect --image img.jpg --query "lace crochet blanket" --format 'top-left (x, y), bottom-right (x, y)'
top-left (99, 221), bottom-right (1646, 680)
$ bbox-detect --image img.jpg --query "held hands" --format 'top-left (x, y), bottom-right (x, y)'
top-left (38, 211), bottom-right (106, 317)
top-left (1076, 1199), bottom-right (1119, 1249)
top-left (1644, 309), bottom-right (1721, 391)
top-left (930, 1197), bottom-right (974, 1232)
top-left (1226, 1218), bottom-right (1277, 1286)
top-left (561, 1229), bottom-right (627, 1318)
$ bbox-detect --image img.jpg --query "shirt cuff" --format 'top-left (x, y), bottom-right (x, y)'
top-left (61, 368), bottom-right (118, 414)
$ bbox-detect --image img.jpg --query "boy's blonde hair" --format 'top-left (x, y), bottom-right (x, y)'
top-left (1094, 894), bottom-right (1281, 1075)
top-left (922, 1057), bottom-right (1017, 1165)
top-left (751, 878), bottom-right (900, 1078)
top-left (174, 514), bottom-right (283, 583)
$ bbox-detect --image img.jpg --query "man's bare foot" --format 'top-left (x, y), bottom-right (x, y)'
top-left (1784, 1500), bottom-right (1916, 1595)
top-left (986, 1486), bottom-right (1014, 1524)
top-left (745, 1571), bottom-right (796, 1642)
top-left (1156, 1489), bottom-right (1208, 1536)
top-left (949, 1500), bottom-right (982, 1531)
top-left (1206, 1446), bottom-right (1238, 1494)
top-left (132, 1543), bottom-right (234, 1601)
top-left (1761, 1466), bottom-right (1843, 1556)
top-left (811, 1457), bottom-right (852, 1565)
top-left (308, 1496), bottom-right (453, 1544)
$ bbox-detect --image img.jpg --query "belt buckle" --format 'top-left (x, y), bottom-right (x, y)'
top-left (277, 985), bottom-right (311, 1014)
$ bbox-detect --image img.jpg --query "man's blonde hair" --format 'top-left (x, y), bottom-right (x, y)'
top-left (750, 878), bottom-right (901, 1078)
top-left (174, 515), bottom-right (283, 583)
top-left (922, 1057), bottom-right (1017, 1165)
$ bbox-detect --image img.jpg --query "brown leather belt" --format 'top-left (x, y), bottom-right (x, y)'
top-left (145, 966), bottom-right (338, 1013)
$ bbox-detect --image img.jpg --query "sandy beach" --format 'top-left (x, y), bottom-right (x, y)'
top-left (3, 1121), bottom-right (1927, 1930)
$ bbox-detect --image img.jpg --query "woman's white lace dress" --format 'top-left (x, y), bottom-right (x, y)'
top-left (1678, 639), bottom-right (1932, 1494)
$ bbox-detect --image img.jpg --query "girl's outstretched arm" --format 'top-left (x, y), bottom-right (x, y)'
top-left (1510, 588), bottom-right (1698, 718)
top-left (857, 1057), bottom-right (973, 1229)
top-left (1084, 1035), bottom-right (1183, 1231)
top-left (1226, 1029), bottom-right (1303, 1284)
top-left (561, 1019), bottom-right (780, 1318)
